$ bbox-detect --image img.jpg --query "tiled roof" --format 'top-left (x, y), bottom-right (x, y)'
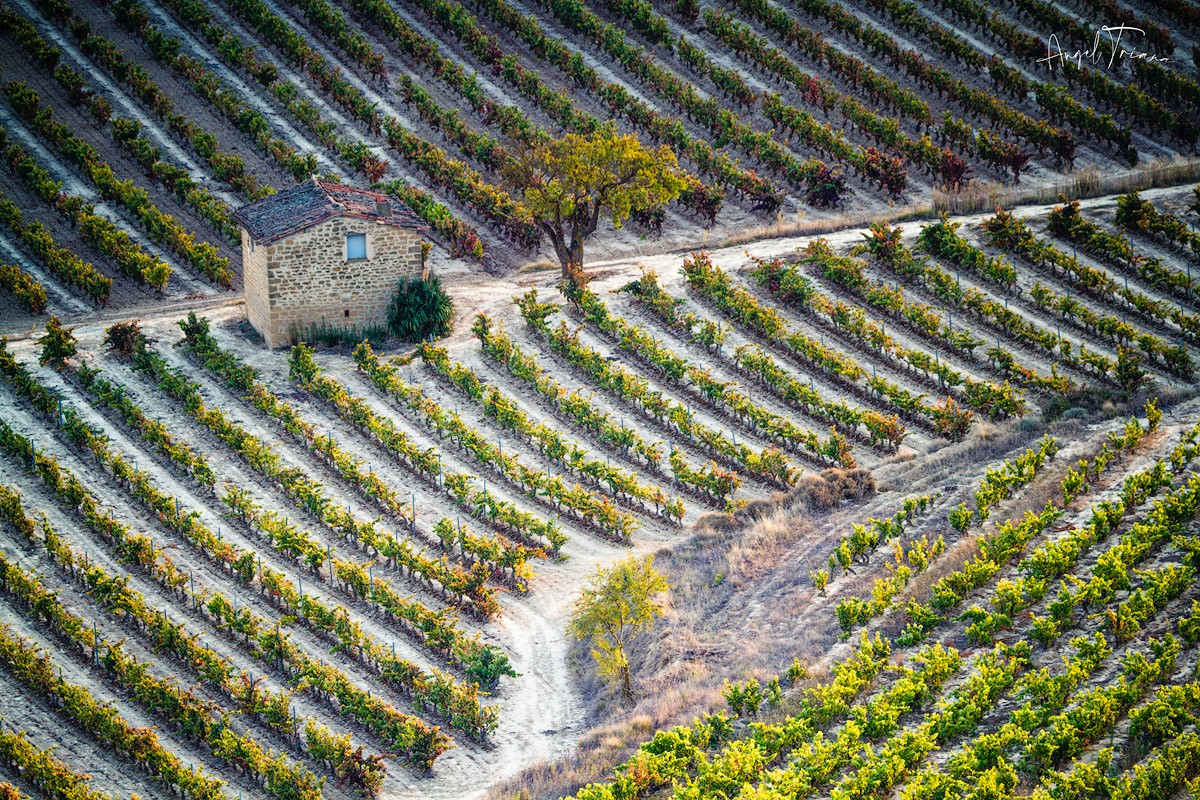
top-left (233, 177), bottom-right (427, 244)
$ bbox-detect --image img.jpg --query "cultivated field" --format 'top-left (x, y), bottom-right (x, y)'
top-left (1, 0), bottom-right (1200, 798)
top-left (1, 183), bottom-right (1199, 799)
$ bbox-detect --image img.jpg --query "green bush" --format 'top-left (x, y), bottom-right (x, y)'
top-left (38, 316), bottom-right (76, 370)
top-left (388, 275), bottom-right (454, 341)
top-left (948, 503), bottom-right (973, 532)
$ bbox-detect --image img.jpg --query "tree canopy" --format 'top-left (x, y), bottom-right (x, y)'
top-left (506, 127), bottom-right (685, 277)
top-left (568, 554), bottom-right (670, 700)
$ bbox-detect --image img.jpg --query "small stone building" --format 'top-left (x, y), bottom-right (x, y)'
top-left (233, 178), bottom-right (429, 348)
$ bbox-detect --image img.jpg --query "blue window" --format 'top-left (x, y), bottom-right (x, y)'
top-left (347, 232), bottom-right (367, 260)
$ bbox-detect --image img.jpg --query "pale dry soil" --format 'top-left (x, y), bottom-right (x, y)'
top-left (2, 183), bottom-right (1198, 800)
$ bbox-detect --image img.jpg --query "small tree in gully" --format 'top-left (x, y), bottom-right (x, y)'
top-left (568, 554), bottom-right (670, 701)
top-left (506, 126), bottom-right (686, 279)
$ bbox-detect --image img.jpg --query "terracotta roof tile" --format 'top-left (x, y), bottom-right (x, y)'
top-left (233, 177), bottom-right (427, 244)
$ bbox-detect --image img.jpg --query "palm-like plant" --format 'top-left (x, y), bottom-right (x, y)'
top-left (388, 275), bottom-right (455, 341)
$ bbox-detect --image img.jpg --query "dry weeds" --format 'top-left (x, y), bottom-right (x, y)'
top-left (487, 469), bottom-right (876, 800)
top-left (485, 391), bottom-right (1194, 800)
top-left (933, 156), bottom-right (1200, 215)
top-left (713, 205), bottom-right (936, 250)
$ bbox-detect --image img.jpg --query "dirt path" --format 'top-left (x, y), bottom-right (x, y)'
top-left (396, 566), bottom-right (596, 800)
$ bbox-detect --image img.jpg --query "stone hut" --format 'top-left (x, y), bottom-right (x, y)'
top-left (233, 178), bottom-right (429, 348)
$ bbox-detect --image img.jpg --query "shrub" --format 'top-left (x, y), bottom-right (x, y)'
top-left (37, 316), bottom-right (76, 369)
top-left (1115, 346), bottom-right (1147, 391)
top-left (387, 275), bottom-right (454, 341)
top-left (103, 320), bottom-right (143, 354)
top-left (461, 645), bottom-right (517, 691)
top-left (810, 568), bottom-right (830, 595)
top-left (0, 265), bottom-right (47, 313)
top-left (948, 503), bottom-right (973, 532)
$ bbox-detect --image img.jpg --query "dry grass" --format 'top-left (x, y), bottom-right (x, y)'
top-left (932, 156), bottom-right (1200, 215)
top-left (723, 519), bottom-right (791, 581)
top-left (874, 420), bottom-right (1044, 494)
top-left (490, 396), bottom-right (1188, 800)
top-left (517, 260), bottom-right (561, 274)
top-left (488, 469), bottom-right (876, 800)
top-left (695, 468), bottom-right (877, 536)
top-left (713, 205), bottom-right (935, 250)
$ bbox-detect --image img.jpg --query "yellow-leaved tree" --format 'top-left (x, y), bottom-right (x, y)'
top-left (568, 554), bottom-right (670, 701)
top-left (506, 126), bottom-right (685, 278)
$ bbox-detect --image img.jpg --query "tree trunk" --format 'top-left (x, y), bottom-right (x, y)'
top-left (537, 220), bottom-right (571, 279)
top-left (563, 237), bottom-right (585, 279)
top-left (621, 661), bottom-right (633, 701)
top-left (561, 205), bottom-right (595, 278)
